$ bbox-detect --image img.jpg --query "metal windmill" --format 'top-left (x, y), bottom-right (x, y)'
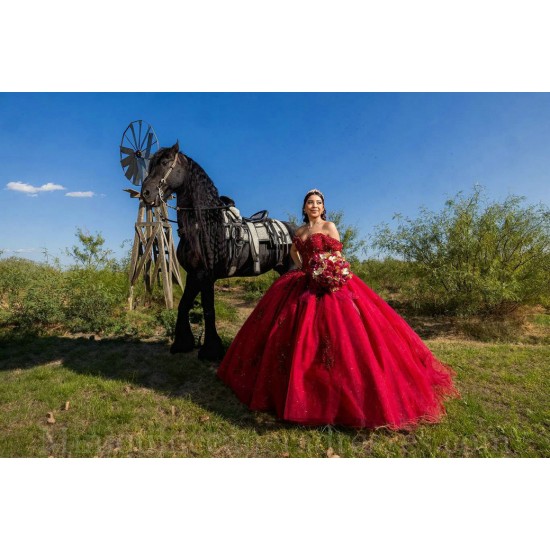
top-left (120, 120), bottom-right (183, 309)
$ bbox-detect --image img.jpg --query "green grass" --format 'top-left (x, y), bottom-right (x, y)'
top-left (1, 325), bottom-right (548, 457)
top-left (533, 313), bottom-right (550, 326)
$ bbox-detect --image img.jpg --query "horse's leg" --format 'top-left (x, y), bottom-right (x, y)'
top-left (197, 278), bottom-right (225, 361)
top-left (170, 272), bottom-right (201, 354)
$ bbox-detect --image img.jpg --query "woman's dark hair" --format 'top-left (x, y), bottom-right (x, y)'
top-left (302, 190), bottom-right (327, 223)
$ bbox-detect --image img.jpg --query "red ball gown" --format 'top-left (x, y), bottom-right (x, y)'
top-left (217, 233), bottom-right (459, 429)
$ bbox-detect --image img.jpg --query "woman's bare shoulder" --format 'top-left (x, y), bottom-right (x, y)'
top-left (295, 225), bottom-right (308, 238)
top-left (323, 221), bottom-right (340, 239)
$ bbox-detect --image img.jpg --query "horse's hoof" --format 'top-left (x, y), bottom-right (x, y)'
top-left (170, 341), bottom-right (195, 354)
top-left (198, 345), bottom-right (226, 361)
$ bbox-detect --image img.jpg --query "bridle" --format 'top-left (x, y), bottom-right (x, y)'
top-left (152, 153), bottom-right (230, 221)
top-left (157, 153), bottom-right (180, 205)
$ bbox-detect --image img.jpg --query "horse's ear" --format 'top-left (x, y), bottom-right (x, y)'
top-left (171, 141), bottom-right (179, 154)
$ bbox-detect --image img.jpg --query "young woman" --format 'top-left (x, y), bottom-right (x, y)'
top-left (217, 189), bottom-right (459, 429)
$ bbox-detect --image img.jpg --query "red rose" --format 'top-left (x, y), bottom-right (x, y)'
top-left (308, 252), bottom-right (352, 293)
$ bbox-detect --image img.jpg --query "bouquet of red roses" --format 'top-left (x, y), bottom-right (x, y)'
top-left (308, 252), bottom-right (353, 293)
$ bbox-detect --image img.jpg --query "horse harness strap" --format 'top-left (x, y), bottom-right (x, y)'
top-left (222, 207), bottom-right (292, 275)
top-left (160, 154), bottom-right (179, 185)
top-left (172, 199), bottom-right (292, 276)
top-left (157, 154), bottom-right (180, 206)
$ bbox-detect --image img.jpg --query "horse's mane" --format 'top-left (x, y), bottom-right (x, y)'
top-left (178, 153), bottom-right (226, 275)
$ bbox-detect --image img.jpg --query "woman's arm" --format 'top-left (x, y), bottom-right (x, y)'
top-left (325, 222), bottom-right (342, 257)
top-left (291, 225), bottom-right (307, 268)
top-left (290, 243), bottom-right (302, 269)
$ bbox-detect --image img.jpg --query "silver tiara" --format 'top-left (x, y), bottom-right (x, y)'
top-left (306, 188), bottom-right (324, 198)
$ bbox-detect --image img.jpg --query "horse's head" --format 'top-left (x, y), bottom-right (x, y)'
top-left (141, 142), bottom-right (187, 206)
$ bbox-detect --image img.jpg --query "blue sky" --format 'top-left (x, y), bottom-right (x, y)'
top-left (1, 92), bottom-right (549, 264)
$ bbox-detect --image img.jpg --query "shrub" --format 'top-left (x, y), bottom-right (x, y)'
top-left (352, 258), bottom-right (414, 302)
top-left (327, 210), bottom-right (367, 263)
top-left (372, 186), bottom-right (550, 314)
top-left (0, 257), bottom-right (60, 308)
top-left (235, 271), bottom-right (279, 301)
top-left (158, 309), bottom-right (178, 338)
top-left (14, 280), bottom-right (66, 330)
top-left (64, 268), bottom-right (127, 332)
top-left (2, 258), bottom-right (66, 330)
top-left (65, 228), bottom-right (115, 269)
top-left (110, 309), bottom-right (158, 338)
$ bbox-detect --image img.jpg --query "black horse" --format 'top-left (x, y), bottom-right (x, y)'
top-left (140, 142), bottom-right (297, 360)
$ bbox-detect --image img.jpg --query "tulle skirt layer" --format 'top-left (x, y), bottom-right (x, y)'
top-left (217, 270), bottom-right (459, 429)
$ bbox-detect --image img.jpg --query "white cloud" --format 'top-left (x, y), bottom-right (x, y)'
top-left (65, 191), bottom-right (95, 198)
top-left (41, 182), bottom-right (65, 191)
top-left (6, 181), bottom-right (66, 194)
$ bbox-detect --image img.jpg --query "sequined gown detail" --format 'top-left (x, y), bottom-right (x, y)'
top-left (217, 233), bottom-right (458, 429)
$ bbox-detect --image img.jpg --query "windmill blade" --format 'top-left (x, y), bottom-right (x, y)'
top-left (125, 161), bottom-right (137, 183)
top-left (147, 137), bottom-right (159, 155)
top-left (120, 146), bottom-right (135, 156)
top-left (136, 158), bottom-right (148, 184)
top-left (129, 123), bottom-right (139, 149)
top-left (121, 154), bottom-right (134, 168)
top-left (123, 134), bottom-right (137, 148)
top-left (139, 124), bottom-right (150, 150)
top-left (143, 132), bottom-right (154, 158)
top-left (137, 120), bottom-right (143, 149)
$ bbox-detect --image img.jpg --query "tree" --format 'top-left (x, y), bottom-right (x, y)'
top-left (327, 210), bottom-right (366, 263)
top-left (66, 228), bottom-right (114, 269)
top-left (372, 186), bottom-right (550, 314)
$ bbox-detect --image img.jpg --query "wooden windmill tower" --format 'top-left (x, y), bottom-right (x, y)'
top-left (120, 120), bottom-right (184, 309)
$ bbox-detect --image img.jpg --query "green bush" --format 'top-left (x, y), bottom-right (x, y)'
top-left (234, 271), bottom-right (279, 301)
top-left (352, 258), bottom-right (414, 301)
top-left (64, 268), bottom-right (125, 332)
top-left (372, 186), bottom-right (550, 314)
top-left (14, 280), bottom-right (66, 330)
top-left (110, 309), bottom-right (159, 338)
top-left (0, 258), bottom-right (61, 308)
top-left (1, 258), bottom-right (66, 330)
top-left (158, 308), bottom-right (178, 338)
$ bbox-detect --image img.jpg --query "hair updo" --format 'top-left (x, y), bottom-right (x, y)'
top-left (302, 189), bottom-right (326, 224)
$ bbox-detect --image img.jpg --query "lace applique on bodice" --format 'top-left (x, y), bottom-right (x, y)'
top-left (293, 233), bottom-right (343, 268)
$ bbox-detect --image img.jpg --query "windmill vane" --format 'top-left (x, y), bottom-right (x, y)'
top-left (119, 119), bottom-right (159, 187)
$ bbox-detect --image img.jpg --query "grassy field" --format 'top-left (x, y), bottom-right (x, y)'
top-left (1, 287), bottom-right (549, 458)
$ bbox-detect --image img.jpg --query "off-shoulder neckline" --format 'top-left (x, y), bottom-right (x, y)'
top-left (293, 233), bottom-right (341, 245)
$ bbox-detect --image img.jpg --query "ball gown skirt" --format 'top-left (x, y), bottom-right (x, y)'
top-left (217, 233), bottom-right (459, 430)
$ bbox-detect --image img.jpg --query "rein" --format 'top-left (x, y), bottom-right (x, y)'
top-left (160, 205), bottom-right (231, 224)
top-left (154, 153), bottom-right (231, 223)
top-left (157, 153), bottom-right (180, 208)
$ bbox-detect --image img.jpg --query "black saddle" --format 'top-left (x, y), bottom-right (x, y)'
top-left (220, 196), bottom-right (269, 223)
top-left (244, 210), bottom-right (269, 222)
